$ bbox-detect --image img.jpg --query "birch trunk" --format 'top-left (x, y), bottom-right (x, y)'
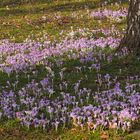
top-left (119, 0), bottom-right (140, 55)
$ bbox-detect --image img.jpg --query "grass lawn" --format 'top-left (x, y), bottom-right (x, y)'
top-left (0, 0), bottom-right (127, 42)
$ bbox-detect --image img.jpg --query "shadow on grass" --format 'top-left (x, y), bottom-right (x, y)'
top-left (0, 0), bottom-right (51, 7)
top-left (0, 0), bottom-right (128, 17)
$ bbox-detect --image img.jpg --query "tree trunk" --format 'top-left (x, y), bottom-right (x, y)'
top-left (119, 0), bottom-right (140, 55)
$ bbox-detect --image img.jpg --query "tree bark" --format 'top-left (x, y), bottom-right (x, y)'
top-left (118, 0), bottom-right (140, 55)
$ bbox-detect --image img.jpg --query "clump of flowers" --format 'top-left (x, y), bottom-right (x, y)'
top-left (91, 8), bottom-right (127, 22)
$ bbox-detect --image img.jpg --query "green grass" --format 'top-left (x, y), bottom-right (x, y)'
top-left (0, 119), bottom-right (140, 140)
top-left (0, 0), bottom-right (127, 42)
